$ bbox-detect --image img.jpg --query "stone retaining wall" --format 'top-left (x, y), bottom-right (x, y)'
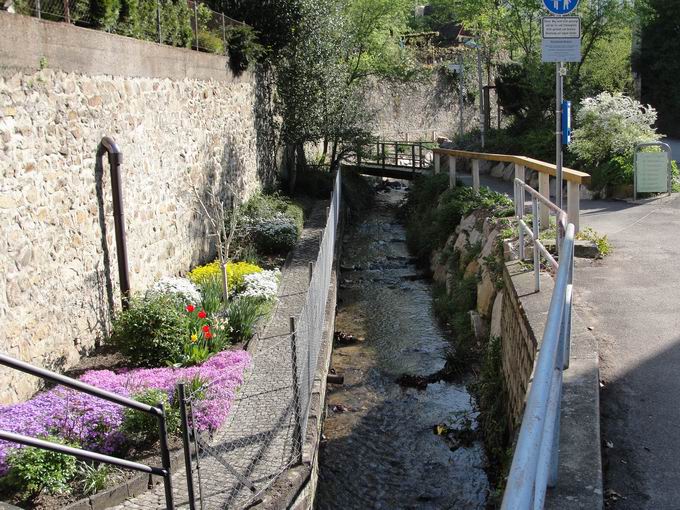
top-left (0, 13), bottom-right (270, 403)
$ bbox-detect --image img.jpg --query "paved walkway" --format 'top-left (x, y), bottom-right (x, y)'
top-left (111, 207), bottom-right (327, 510)
top-left (575, 195), bottom-right (680, 509)
top-left (470, 170), bottom-right (680, 509)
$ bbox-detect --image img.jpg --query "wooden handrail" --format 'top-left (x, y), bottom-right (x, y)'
top-left (433, 148), bottom-right (590, 185)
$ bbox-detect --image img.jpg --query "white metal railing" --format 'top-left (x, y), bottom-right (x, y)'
top-left (502, 179), bottom-right (575, 509)
top-left (514, 178), bottom-right (568, 292)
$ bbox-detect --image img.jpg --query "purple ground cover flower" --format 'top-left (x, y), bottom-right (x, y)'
top-left (0, 350), bottom-right (251, 475)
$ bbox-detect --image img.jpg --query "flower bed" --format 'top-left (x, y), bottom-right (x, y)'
top-left (0, 350), bottom-right (251, 476)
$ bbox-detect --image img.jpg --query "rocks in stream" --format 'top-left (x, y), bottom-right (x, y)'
top-left (334, 331), bottom-right (362, 345)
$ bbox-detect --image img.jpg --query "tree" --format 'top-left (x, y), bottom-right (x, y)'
top-left (637, 0), bottom-right (680, 137)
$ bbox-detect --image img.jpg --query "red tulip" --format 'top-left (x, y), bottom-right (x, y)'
top-left (202, 325), bottom-right (210, 333)
top-left (198, 310), bottom-right (207, 319)
top-left (186, 304), bottom-right (195, 313)
top-left (205, 331), bottom-right (212, 339)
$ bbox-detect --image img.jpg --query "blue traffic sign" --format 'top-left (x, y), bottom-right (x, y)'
top-left (543, 0), bottom-right (580, 15)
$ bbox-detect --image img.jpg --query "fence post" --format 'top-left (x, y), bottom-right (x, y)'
top-left (381, 143), bottom-right (386, 170)
top-left (36, 0), bottom-right (41, 19)
top-left (418, 142), bottom-right (423, 169)
top-left (289, 317), bottom-right (304, 464)
top-left (539, 172), bottom-right (550, 227)
top-left (193, 1), bottom-right (199, 51)
top-left (411, 144), bottom-right (416, 176)
top-left (222, 13), bottom-right (227, 52)
top-left (178, 384), bottom-right (197, 510)
top-left (157, 404), bottom-right (175, 510)
top-left (188, 402), bottom-right (206, 508)
top-left (567, 181), bottom-right (580, 232)
top-left (449, 157), bottom-right (457, 189)
top-left (518, 181), bottom-right (525, 261)
top-left (532, 197), bottom-right (540, 292)
top-left (156, 0), bottom-right (162, 43)
top-left (472, 159), bottom-right (480, 191)
top-left (63, 0), bottom-right (70, 23)
top-left (394, 141), bottom-right (399, 166)
top-left (434, 152), bottom-right (440, 174)
top-left (375, 142), bottom-right (380, 164)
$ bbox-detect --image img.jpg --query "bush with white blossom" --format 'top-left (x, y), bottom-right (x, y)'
top-left (570, 92), bottom-right (661, 167)
top-left (146, 277), bottom-right (202, 305)
top-left (241, 269), bottom-right (281, 300)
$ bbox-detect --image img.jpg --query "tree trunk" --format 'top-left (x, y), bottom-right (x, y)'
top-left (284, 143), bottom-right (297, 195)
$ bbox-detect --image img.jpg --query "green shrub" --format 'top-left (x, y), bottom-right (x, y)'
top-left (236, 193), bottom-right (304, 256)
top-left (226, 297), bottom-right (267, 343)
top-left (91, 0), bottom-right (121, 30)
top-left (117, 0), bottom-right (140, 37)
top-left (570, 92), bottom-right (661, 177)
top-left (404, 175), bottom-right (513, 264)
top-left (197, 30), bottom-right (224, 53)
top-left (121, 389), bottom-right (180, 443)
top-left (110, 295), bottom-right (188, 367)
top-left (226, 25), bottom-right (263, 76)
top-left (4, 437), bottom-right (78, 496)
top-left (77, 462), bottom-right (117, 496)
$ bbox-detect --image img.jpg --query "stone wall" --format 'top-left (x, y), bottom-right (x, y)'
top-left (364, 71), bottom-right (480, 141)
top-left (0, 14), bottom-right (271, 403)
top-left (366, 70), bottom-right (498, 141)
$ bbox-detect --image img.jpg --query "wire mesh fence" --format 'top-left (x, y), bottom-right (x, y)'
top-left (171, 171), bottom-right (342, 510)
top-left (4, 0), bottom-right (244, 55)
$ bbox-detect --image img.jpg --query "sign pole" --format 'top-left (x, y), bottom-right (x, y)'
top-left (556, 62), bottom-right (563, 212)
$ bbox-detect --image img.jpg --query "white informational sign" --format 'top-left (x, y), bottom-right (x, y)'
top-left (636, 152), bottom-right (670, 193)
top-left (542, 38), bottom-right (581, 62)
top-left (542, 16), bottom-right (581, 38)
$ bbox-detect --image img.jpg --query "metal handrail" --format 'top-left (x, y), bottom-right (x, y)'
top-left (514, 178), bottom-right (568, 292)
top-left (0, 353), bottom-right (175, 508)
top-left (501, 222), bottom-right (575, 510)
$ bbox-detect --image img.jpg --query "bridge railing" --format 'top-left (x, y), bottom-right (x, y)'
top-left (353, 141), bottom-right (436, 173)
top-left (432, 148), bottom-right (589, 231)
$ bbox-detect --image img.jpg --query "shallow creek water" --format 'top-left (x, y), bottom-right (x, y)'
top-left (316, 184), bottom-right (489, 509)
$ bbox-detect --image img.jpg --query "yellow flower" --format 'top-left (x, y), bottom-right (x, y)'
top-left (191, 334), bottom-right (198, 343)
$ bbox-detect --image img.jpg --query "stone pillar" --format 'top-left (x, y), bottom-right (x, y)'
top-left (449, 157), bottom-right (457, 189)
top-left (434, 152), bottom-right (440, 174)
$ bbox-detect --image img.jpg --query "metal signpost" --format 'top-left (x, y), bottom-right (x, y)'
top-left (542, 0), bottom-right (581, 212)
top-left (634, 142), bottom-right (673, 201)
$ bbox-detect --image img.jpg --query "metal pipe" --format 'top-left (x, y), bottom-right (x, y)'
top-left (0, 353), bottom-right (160, 415)
top-left (556, 63), bottom-right (564, 212)
top-left (532, 197), bottom-right (540, 292)
top-left (97, 137), bottom-right (131, 310)
top-left (477, 45), bottom-right (485, 149)
top-left (157, 403), bottom-right (175, 509)
top-left (178, 384), bottom-right (196, 510)
top-left (189, 402), bottom-right (206, 510)
top-left (0, 431), bottom-right (166, 475)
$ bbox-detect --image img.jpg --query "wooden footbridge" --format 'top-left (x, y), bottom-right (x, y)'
top-left (342, 141), bottom-right (435, 180)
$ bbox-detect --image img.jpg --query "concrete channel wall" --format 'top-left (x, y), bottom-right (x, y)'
top-left (0, 12), bottom-right (268, 403)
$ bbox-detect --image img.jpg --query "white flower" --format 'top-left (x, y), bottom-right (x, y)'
top-left (147, 277), bottom-right (202, 305)
top-left (240, 269), bottom-right (281, 300)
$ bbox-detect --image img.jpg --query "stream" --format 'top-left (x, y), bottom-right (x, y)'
top-left (316, 182), bottom-right (490, 509)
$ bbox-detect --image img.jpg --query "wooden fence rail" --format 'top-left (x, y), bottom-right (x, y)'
top-left (433, 148), bottom-right (590, 231)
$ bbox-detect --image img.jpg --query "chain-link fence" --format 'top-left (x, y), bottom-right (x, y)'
top-left (170, 171), bottom-right (342, 510)
top-left (4, 0), bottom-right (244, 55)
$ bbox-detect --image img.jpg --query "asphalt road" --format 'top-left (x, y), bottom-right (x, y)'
top-left (575, 195), bottom-right (680, 509)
